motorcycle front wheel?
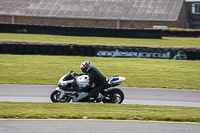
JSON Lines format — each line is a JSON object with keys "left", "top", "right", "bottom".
{"left": 103, "top": 88, "right": 124, "bottom": 104}
{"left": 50, "top": 90, "right": 71, "bottom": 103}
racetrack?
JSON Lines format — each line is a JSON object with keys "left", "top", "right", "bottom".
{"left": 0, "top": 84, "right": 200, "bottom": 107}
{"left": 0, "top": 119, "right": 200, "bottom": 133}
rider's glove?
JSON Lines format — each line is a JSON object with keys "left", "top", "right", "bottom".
{"left": 73, "top": 72, "right": 77, "bottom": 77}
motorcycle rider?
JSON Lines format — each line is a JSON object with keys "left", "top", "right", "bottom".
{"left": 74, "top": 61, "right": 107, "bottom": 102}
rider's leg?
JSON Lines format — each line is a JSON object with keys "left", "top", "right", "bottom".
{"left": 88, "top": 85, "right": 105, "bottom": 99}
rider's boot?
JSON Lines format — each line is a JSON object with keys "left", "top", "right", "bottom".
{"left": 96, "top": 93, "right": 104, "bottom": 103}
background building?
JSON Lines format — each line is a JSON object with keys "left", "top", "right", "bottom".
{"left": 0, "top": 0, "right": 199, "bottom": 29}
{"left": 185, "top": 0, "right": 200, "bottom": 28}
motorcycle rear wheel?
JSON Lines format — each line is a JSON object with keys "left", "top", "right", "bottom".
{"left": 103, "top": 88, "right": 124, "bottom": 104}
{"left": 50, "top": 90, "right": 71, "bottom": 103}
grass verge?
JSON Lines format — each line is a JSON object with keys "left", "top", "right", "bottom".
{"left": 0, "top": 33, "right": 200, "bottom": 48}
{"left": 0, "top": 54, "right": 200, "bottom": 90}
{"left": 0, "top": 102, "right": 200, "bottom": 123}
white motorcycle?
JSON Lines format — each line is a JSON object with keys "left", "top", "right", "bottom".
{"left": 50, "top": 71, "right": 126, "bottom": 104}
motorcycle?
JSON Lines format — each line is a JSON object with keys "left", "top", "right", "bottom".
{"left": 50, "top": 71, "right": 126, "bottom": 104}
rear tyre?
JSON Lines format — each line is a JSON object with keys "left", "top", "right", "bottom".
{"left": 50, "top": 90, "right": 71, "bottom": 103}
{"left": 103, "top": 88, "right": 124, "bottom": 104}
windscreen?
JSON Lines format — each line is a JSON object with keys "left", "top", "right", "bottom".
{"left": 62, "top": 73, "right": 74, "bottom": 81}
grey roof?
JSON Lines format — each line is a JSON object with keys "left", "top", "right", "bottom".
{"left": 185, "top": 0, "right": 200, "bottom": 2}
{"left": 0, "top": 0, "right": 184, "bottom": 21}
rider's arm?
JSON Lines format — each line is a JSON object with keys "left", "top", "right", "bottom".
{"left": 77, "top": 73, "right": 84, "bottom": 76}
{"left": 73, "top": 73, "right": 84, "bottom": 77}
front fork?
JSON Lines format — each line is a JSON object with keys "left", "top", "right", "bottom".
{"left": 55, "top": 87, "right": 66, "bottom": 100}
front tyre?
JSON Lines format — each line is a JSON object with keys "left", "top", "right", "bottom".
{"left": 50, "top": 90, "right": 71, "bottom": 103}
{"left": 103, "top": 88, "right": 124, "bottom": 104}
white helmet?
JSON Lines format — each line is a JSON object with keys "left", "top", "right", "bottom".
{"left": 80, "top": 61, "right": 92, "bottom": 73}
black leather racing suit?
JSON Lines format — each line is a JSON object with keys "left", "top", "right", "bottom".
{"left": 78, "top": 67, "right": 107, "bottom": 98}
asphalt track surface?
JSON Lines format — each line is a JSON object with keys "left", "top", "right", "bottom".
{"left": 0, "top": 119, "right": 200, "bottom": 133}
{"left": 0, "top": 84, "right": 200, "bottom": 107}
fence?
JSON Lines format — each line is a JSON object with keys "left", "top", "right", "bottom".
{"left": 162, "top": 30, "right": 200, "bottom": 37}
{"left": 0, "top": 23, "right": 162, "bottom": 39}
{"left": 0, "top": 43, "right": 199, "bottom": 60}
{"left": 1, "top": 23, "right": 200, "bottom": 38}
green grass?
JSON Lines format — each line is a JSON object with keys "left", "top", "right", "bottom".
{"left": 0, "top": 102, "right": 200, "bottom": 123}
{"left": 0, "top": 54, "right": 200, "bottom": 90}
{"left": 0, "top": 33, "right": 200, "bottom": 48}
